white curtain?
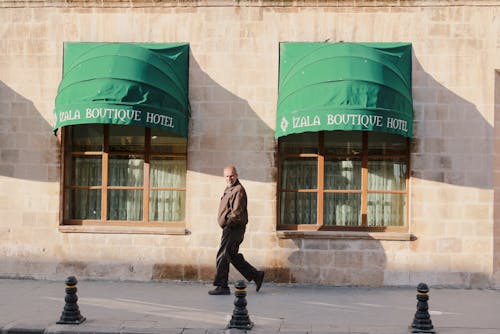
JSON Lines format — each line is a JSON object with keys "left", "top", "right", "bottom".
{"left": 280, "top": 158, "right": 406, "bottom": 227}
{"left": 70, "top": 157, "right": 186, "bottom": 222}
{"left": 71, "top": 157, "right": 101, "bottom": 219}
{"left": 280, "top": 159, "right": 317, "bottom": 225}
{"left": 108, "top": 158, "right": 144, "bottom": 220}
{"left": 367, "top": 160, "right": 406, "bottom": 226}
{"left": 149, "top": 159, "right": 186, "bottom": 221}
{"left": 324, "top": 159, "right": 361, "bottom": 226}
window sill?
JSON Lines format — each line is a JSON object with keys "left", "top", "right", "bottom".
{"left": 59, "top": 225, "right": 187, "bottom": 235}
{"left": 276, "top": 230, "right": 414, "bottom": 241}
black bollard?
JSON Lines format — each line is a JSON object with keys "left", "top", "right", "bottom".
{"left": 57, "top": 276, "right": 86, "bottom": 324}
{"left": 410, "top": 283, "right": 435, "bottom": 333}
{"left": 227, "top": 280, "right": 253, "bottom": 330}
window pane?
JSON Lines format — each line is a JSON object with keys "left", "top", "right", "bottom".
{"left": 324, "top": 193, "right": 361, "bottom": 226}
{"left": 149, "top": 190, "right": 185, "bottom": 221}
{"left": 368, "top": 193, "right": 406, "bottom": 226}
{"left": 368, "top": 132, "right": 408, "bottom": 155}
{"left": 279, "top": 132, "right": 318, "bottom": 154}
{"left": 151, "top": 129, "right": 187, "bottom": 154}
{"left": 65, "top": 189, "right": 101, "bottom": 220}
{"left": 108, "top": 156, "right": 144, "bottom": 187}
{"left": 281, "top": 158, "right": 317, "bottom": 189}
{"left": 368, "top": 159, "right": 407, "bottom": 191}
{"left": 151, "top": 158, "right": 186, "bottom": 188}
{"left": 108, "top": 190, "right": 143, "bottom": 220}
{"left": 65, "top": 156, "right": 102, "bottom": 187}
{"left": 66, "top": 124, "right": 103, "bottom": 152}
{"left": 65, "top": 156, "right": 102, "bottom": 186}
{"left": 280, "top": 192, "right": 317, "bottom": 225}
{"left": 325, "top": 158, "right": 361, "bottom": 190}
{"left": 324, "top": 131, "right": 362, "bottom": 155}
{"left": 109, "top": 125, "right": 145, "bottom": 152}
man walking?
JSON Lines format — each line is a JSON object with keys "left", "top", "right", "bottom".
{"left": 208, "top": 165, "right": 265, "bottom": 295}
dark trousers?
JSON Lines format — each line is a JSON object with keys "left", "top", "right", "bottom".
{"left": 213, "top": 225, "right": 258, "bottom": 288}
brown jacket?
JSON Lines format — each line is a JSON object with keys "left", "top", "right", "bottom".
{"left": 217, "top": 180, "right": 248, "bottom": 228}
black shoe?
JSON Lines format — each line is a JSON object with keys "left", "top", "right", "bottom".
{"left": 208, "top": 286, "right": 231, "bottom": 295}
{"left": 255, "top": 271, "right": 265, "bottom": 292}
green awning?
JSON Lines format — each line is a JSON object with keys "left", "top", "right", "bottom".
{"left": 53, "top": 42, "right": 190, "bottom": 137}
{"left": 276, "top": 42, "right": 413, "bottom": 138}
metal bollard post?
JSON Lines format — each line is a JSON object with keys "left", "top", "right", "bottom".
{"left": 410, "top": 283, "right": 435, "bottom": 333}
{"left": 57, "top": 276, "right": 86, "bottom": 324}
{"left": 227, "top": 280, "right": 253, "bottom": 330}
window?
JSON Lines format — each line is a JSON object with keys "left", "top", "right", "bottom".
{"left": 278, "top": 131, "right": 409, "bottom": 232}
{"left": 62, "top": 124, "right": 187, "bottom": 227}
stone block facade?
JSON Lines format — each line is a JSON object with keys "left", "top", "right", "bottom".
{"left": 0, "top": 0, "right": 499, "bottom": 288}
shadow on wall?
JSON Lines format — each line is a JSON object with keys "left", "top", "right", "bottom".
{"left": 272, "top": 238, "right": 388, "bottom": 286}
{"left": 0, "top": 51, "right": 495, "bottom": 286}
{"left": 411, "top": 57, "right": 492, "bottom": 190}
{"left": 0, "top": 56, "right": 278, "bottom": 185}
{"left": 493, "top": 71, "right": 500, "bottom": 287}
{"left": 187, "top": 54, "right": 493, "bottom": 188}
{"left": 0, "top": 80, "right": 59, "bottom": 182}
{"left": 0, "top": 53, "right": 492, "bottom": 187}
{"left": 187, "top": 55, "right": 277, "bottom": 183}
{"left": 278, "top": 56, "right": 494, "bottom": 287}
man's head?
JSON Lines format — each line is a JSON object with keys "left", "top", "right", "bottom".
{"left": 224, "top": 165, "right": 238, "bottom": 186}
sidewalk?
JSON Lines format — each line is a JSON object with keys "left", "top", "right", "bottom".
{"left": 0, "top": 278, "right": 499, "bottom": 334}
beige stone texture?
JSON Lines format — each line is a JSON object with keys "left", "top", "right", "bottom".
{"left": 0, "top": 0, "right": 499, "bottom": 287}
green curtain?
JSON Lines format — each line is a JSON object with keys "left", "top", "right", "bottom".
{"left": 276, "top": 42, "right": 413, "bottom": 139}
{"left": 54, "top": 43, "right": 190, "bottom": 137}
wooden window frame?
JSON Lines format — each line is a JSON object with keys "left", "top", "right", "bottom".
{"left": 277, "top": 131, "right": 410, "bottom": 233}
{"left": 60, "top": 124, "right": 187, "bottom": 232}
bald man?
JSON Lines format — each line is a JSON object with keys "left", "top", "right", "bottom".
{"left": 208, "top": 165, "right": 265, "bottom": 295}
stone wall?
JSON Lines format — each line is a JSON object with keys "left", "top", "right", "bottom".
{"left": 0, "top": 0, "right": 498, "bottom": 288}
